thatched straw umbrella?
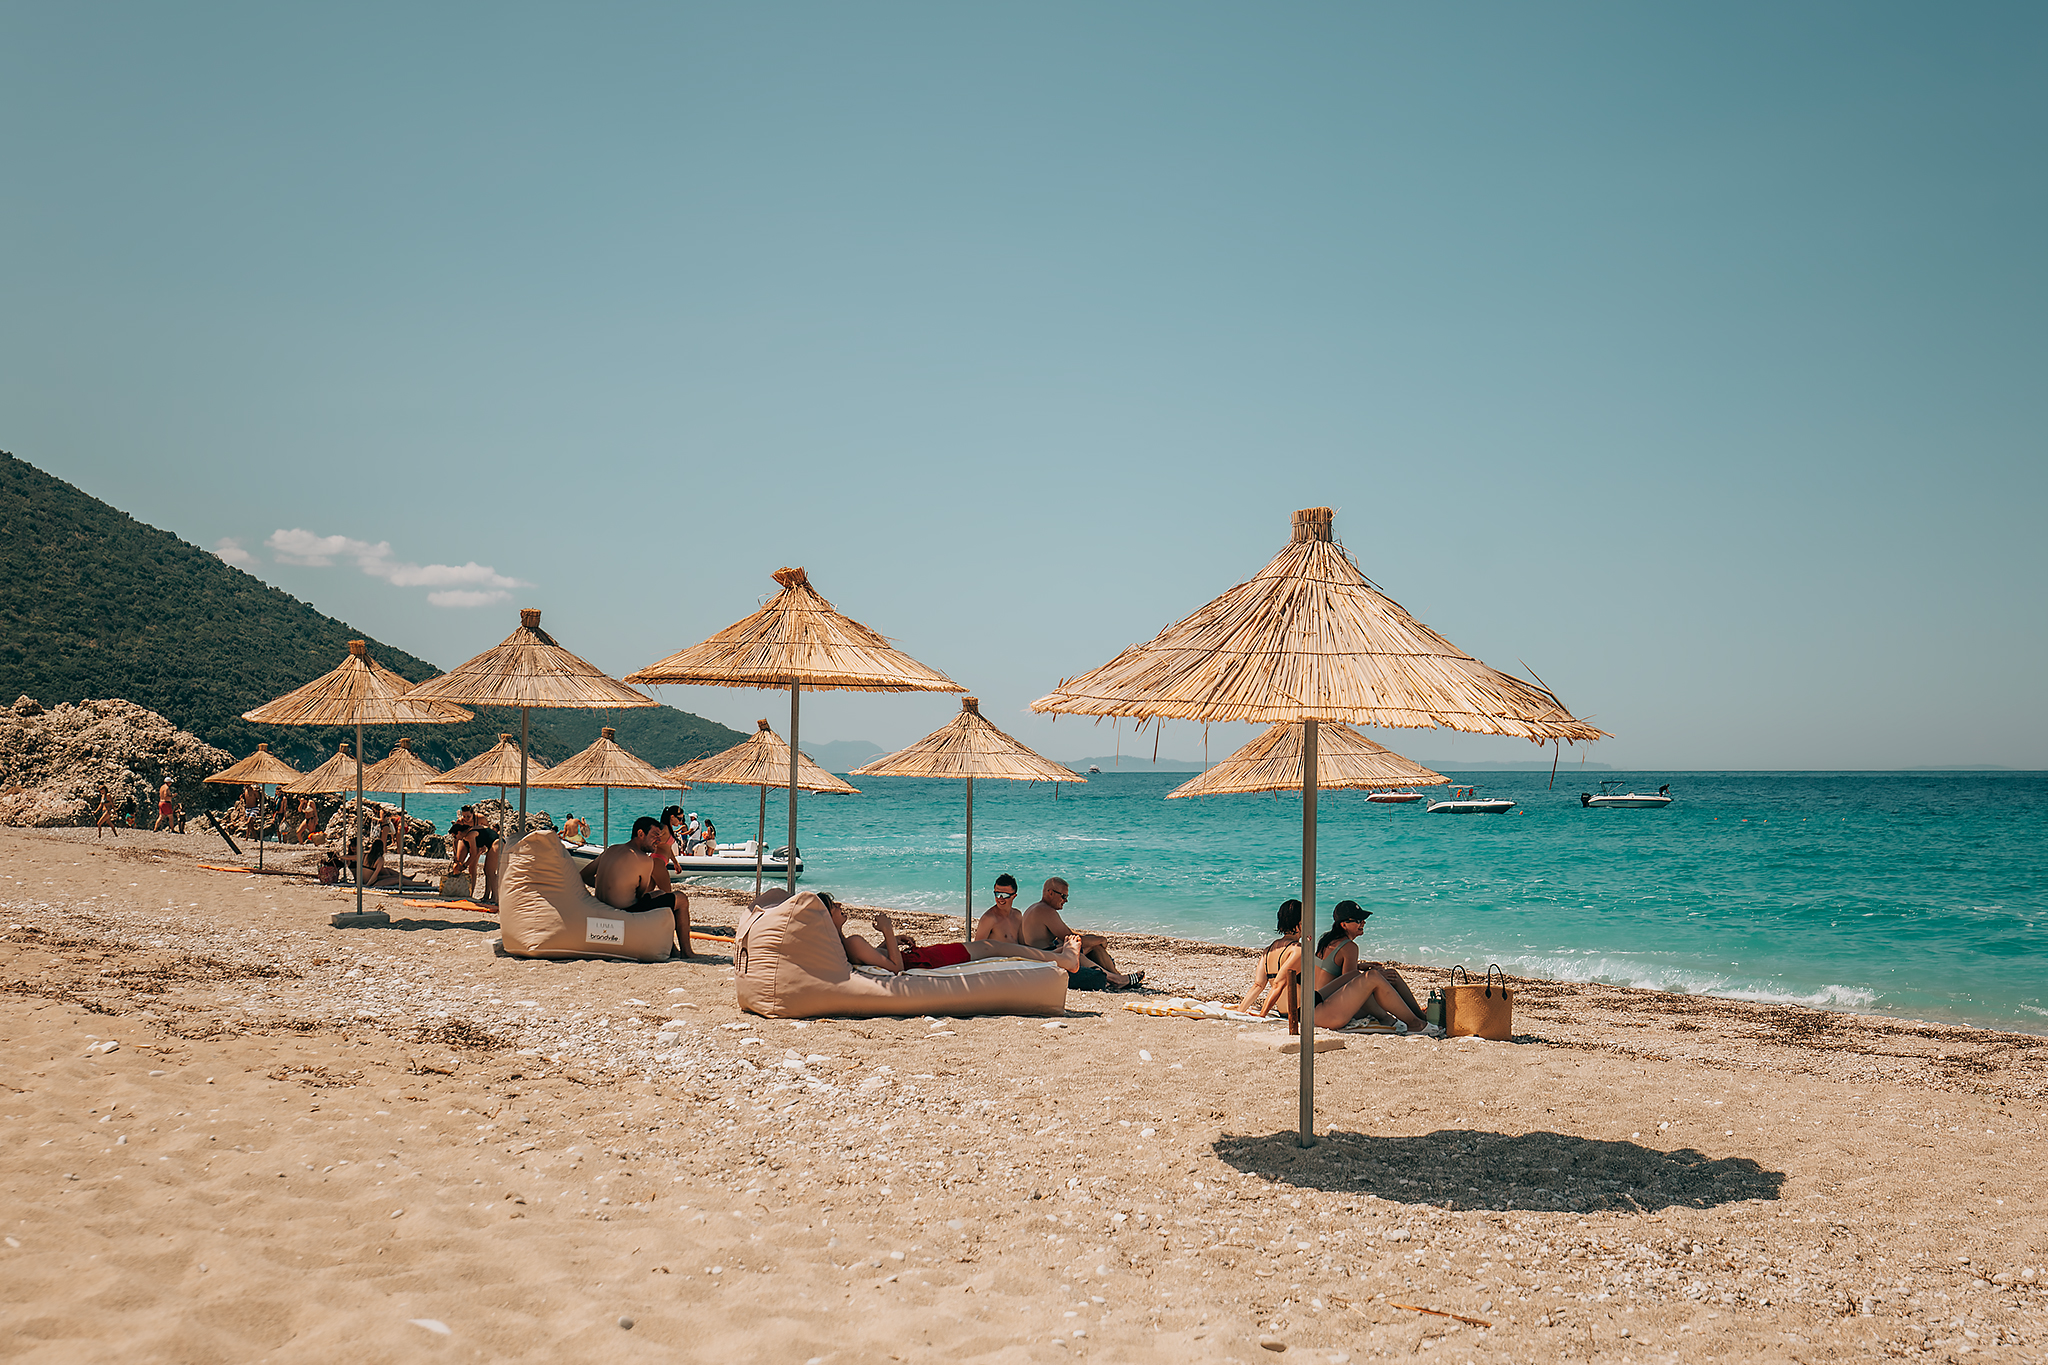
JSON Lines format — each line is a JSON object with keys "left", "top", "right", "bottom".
{"left": 282, "top": 742, "right": 356, "bottom": 808}
{"left": 1032, "top": 507, "right": 1605, "bottom": 1147}
{"left": 360, "top": 738, "right": 468, "bottom": 882}
{"left": 203, "top": 743, "right": 303, "bottom": 872}
{"left": 530, "top": 727, "right": 674, "bottom": 847}
{"left": 403, "top": 608, "right": 654, "bottom": 845}
{"left": 244, "top": 641, "right": 473, "bottom": 916}
{"left": 852, "top": 698, "right": 1081, "bottom": 940}
{"left": 672, "top": 719, "right": 858, "bottom": 898}
{"left": 441, "top": 733, "right": 553, "bottom": 849}
{"left": 1166, "top": 721, "right": 1445, "bottom": 799}
{"left": 625, "top": 566, "right": 964, "bottom": 891}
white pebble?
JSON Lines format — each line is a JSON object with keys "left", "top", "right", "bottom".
{"left": 409, "top": 1320, "right": 450, "bottom": 1335}
{"left": 1139, "top": 1050, "right": 1152, "bottom": 1062}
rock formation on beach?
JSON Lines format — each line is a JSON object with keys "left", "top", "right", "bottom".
{"left": 0, "top": 696, "right": 231, "bottom": 827}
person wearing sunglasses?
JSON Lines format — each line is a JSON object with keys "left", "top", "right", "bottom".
{"left": 1021, "top": 877, "right": 1143, "bottom": 990}
{"left": 973, "top": 873, "right": 1027, "bottom": 945}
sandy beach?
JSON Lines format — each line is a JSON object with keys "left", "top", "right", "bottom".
{"left": 3, "top": 825, "right": 2045, "bottom": 1363}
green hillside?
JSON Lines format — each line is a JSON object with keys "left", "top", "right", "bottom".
{"left": 0, "top": 451, "right": 744, "bottom": 771}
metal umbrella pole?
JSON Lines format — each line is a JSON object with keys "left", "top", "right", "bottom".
{"left": 786, "top": 679, "right": 801, "bottom": 891}
{"left": 354, "top": 718, "right": 365, "bottom": 915}
{"left": 1298, "top": 719, "right": 1318, "bottom": 1148}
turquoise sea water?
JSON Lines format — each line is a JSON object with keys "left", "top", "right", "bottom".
{"left": 394, "top": 771, "right": 2047, "bottom": 1033}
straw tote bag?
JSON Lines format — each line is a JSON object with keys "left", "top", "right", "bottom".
{"left": 1444, "top": 965, "right": 1514, "bottom": 1040}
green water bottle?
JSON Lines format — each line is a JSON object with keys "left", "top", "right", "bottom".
{"left": 1425, "top": 989, "right": 1444, "bottom": 1028}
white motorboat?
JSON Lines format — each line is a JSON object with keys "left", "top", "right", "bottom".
{"left": 1580, "top": 780, "right": 1672, "bottom": 809}
{"left": 561, "top": 838, "right": 802, "bottom": 878}
{"left": 1427, "top": 785, "right": 1517, "bottom": 815}
{"left": 1367, "top": 790, "right": 1426, "bottom": 804}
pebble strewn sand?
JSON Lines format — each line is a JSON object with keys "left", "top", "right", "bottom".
{"left": 3, "top": 826, "right": 2046, "bottom": 1363}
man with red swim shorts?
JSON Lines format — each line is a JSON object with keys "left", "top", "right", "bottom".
{"left": 820, "top": 894, "right": 1082, "bottom": 975}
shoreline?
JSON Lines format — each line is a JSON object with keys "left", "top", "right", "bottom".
{"left": 6, "top": 824, "right": 2046, "bottom": 1362}
{"left": 27, "top": 822, "right": 2048, "bottom": 1043}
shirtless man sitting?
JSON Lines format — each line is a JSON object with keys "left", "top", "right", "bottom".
{"left": 561, "top": 812, "right": 590, "bottom": 845}
{"left": 1019, "top": 877, "right": 1141, "bottom": 990}
{"left": 579, "top": 816, "right": 694, "bottom": 958}
{"left": 820, "top": 892, "right": 1082, "bottom": 974}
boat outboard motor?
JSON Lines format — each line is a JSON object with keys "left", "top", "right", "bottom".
{"left": 1579, "top": 792, "right": 1593, "bottom": 807}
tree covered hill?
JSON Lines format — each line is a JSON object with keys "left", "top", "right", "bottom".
{"left": 0, "top": 451, "right": 743, "bottom": 771}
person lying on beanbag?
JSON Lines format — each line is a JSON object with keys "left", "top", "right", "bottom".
{"left": 818, "top": 892, "right": 1082, "bottom": 974}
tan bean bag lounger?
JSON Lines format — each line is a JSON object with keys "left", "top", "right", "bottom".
{"left": 736, "top": 889, "right": 1068, "bottom": 1019}
{"left": 499, "top": 830, "right": 678, "bottom": 963}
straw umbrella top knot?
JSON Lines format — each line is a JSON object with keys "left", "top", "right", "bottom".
{"left": 1292, "top": 507, "right": 1334, "bottom": 543}
{"left": 772, "top": 566, "right": 809, "bottom": 590}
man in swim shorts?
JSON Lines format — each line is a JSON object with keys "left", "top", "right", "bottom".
{"left": 580, "top": 816, "right": 694, "bottom": 958}
{"left": 1020, "top": 878, "right": 1141, "bottom": 990}
{"left": 819, "top": 893, "right": 1081, "bottom": 974}
{"left": 155, "top": 780, "right": 175, "bottom": 832}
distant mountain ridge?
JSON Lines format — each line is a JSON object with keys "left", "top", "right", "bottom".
{"left": 0, "top": 451, "right": 744, "bottom": 770}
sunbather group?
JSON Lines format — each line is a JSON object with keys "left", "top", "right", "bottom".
{"left": 811, "top": 873, "right": 1142, "bottom": 989}
{"left": 1237, "top": 897, "right": 1443, "bottom": 1036}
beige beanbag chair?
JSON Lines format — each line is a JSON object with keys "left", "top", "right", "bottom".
{"left": 499, "top": 831, "right": 677, "bottom": 963}
{"left": 736, "top": 889, "right": 1067, "bottom": 1019}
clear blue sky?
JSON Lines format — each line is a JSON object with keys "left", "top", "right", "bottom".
{"left": 5, "top": 3, "right": 2043, "bottom": 768}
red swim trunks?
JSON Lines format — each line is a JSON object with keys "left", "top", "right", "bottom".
{"left": 900, "top": 942, "right": 971, "bottom": 970}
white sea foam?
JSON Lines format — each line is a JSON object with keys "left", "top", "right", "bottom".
{"left": 1443, "top": 952, "right": 1879, "bottom": 1013}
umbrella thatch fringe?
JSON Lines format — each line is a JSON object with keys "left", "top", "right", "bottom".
{"left": 440, "top": 733, "right": 551, "bottom": 787}
{"left": 670, "top": 719, "right": 858, "bottom": 794}
{"left": 242, "top": 641, "right": 474, "bottom": 728}
{"left": 361, "top": 738, "right": 468, "bottom": 795}
{"left": 851, "top": 698, "right": 1081, "bottom": 783}
{"left": 529, "top": 727, "right": 676, "bottom": 790}
{"left": 204, "top": 743, "right": 303, "bottom": 787}
{"left": 626, "top": 567, "right": 965, "bottom": 694}
{"left": 1166, "top": 721, "right": 1445, "bottom": 798}
{"left": 406, "top": 610, "right": 655, "bottom": 710}
{"left": 1031, "top": 508, "right": 1606, "bottom": 741}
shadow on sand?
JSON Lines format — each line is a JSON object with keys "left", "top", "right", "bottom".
{"left": 1213, "top": 1128, "right": 1785, "bottom": 1213}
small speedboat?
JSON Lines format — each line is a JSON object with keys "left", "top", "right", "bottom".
{"left": 1368, "top": 790, "right": 1427, "bottom": 804}
{"left": 1427, "top": 786, "right": 1517, "bottom": 814}
{"left": 1580, "top": 781, "right": 1672, "bottom": 809}
{"left": 561, "top": 838, "right": 802, "bottom": 877}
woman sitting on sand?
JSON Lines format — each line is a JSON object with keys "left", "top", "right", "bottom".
{"left": 361, "top": 838, "right": 403, "bottom": 888}
{"left": 297, "top": 798, "right": 322, "bottom": 847}
{"left": 1236, "top": 898, "right": 1302, "bottom": 1015}
{"left": 1311, "top": 900, "right": 1429, "bottom": 1027}
{"left": 1252, "top": 904, "right": 1434, "bottom": 1034}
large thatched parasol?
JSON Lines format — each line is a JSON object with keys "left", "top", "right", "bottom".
{"left": 1166, "top": 721, "right": 1445, "bottom": 799}
{"left": 672, "top": 719, "right": 858, "bottom": 898}
{"left": 244, "top": 641, "right": 473, "bottom": 915}
{"left": 1032, "top": 507, "right": 1604, "bottom": 1146}
{"left": 531, "top": 726, "right": 674, "bottom": 847}
{"left": 625, "top": 566, "right": 963, "bottom": 891}
{"left": 360, "top": 738, "right": 468, "bottom": 881}
{"left": 852, "top": 698, "right": 1081, "bottom": 939}
{"left": 204, "top": 743, "right": 303, "bottom": 872}
{"left": 404, "top": 609, "right": 654, "bottom": 844}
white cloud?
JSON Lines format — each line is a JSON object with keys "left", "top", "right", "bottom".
{"left": 213, "top": 537, "right": 258, "bottom": 568}
{"left": 427, "top": 588, "right": 513, "bottom": 609}
{"left": 263, "top": 527, "right": 530, "bottom": 608}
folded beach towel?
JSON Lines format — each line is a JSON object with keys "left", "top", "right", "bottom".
{"left": 1121, "top": 996, "right": 1272, "bottom": 1023}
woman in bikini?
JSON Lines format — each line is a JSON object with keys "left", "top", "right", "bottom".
{"left": 1237, "top": 898, "right": 1302, "bottom": 1015}
{"left": 1297, "top": 905, "right": 1433, "bottom": 1033}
